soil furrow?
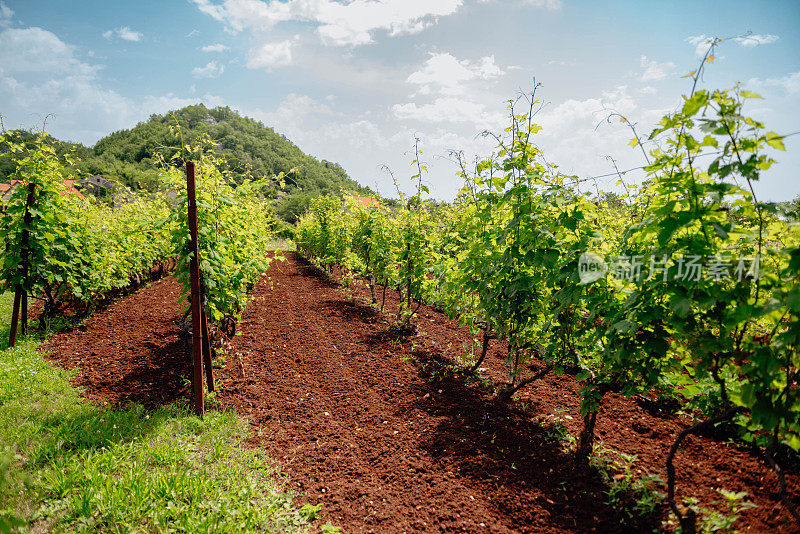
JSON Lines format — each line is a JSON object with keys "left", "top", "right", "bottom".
{"left": 216, "top": 255, "right": 647, "bottom": 533}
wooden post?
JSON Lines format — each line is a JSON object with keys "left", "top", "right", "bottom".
{"left": 201, "top": 305, "right": 215, "bottom": 392}
{"left": 9, "top": 183, "right": 36, "bottom": 348}
{"left": 20, "top": 292, "right": 27, "bottom": 337}
{"left": 8, "top": 288, "right": 21, "bottom": 348}
{"left": 186, "top": 162, "right": 205, "bottom": 418}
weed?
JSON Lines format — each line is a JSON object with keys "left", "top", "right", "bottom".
{"left": 457, "top": 337, "right": 480, "bottom": 369}
{"left": 340, "top": 270, "right": 357, "bottom": 288}
{"left": 542, "top": 408, "right": 575, "bottom": 453}
{"left": 212, "top": 340, "right": 230, "bottom": 369}
{"left": 590, "top": 444, "right": 665, "bottom": 523}
{"left": 664, "top": 489, "right": 757, "bottom": 533}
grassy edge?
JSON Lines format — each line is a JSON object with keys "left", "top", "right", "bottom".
{"left": 0, "top": 291, "right": 337, "bottom": 533}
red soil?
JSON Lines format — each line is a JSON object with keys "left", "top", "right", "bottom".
{"left": 43, "top": 276, "right": 190, "bottom": 407}
{"left": 42, "top": 252, "right": 799, "bottom": 533}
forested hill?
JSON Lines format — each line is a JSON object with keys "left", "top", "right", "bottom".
{"left": 95, "top": 105, "right": 368, "bottom": 195}
{"left": 1, "top": 104, "right": 370, "bottom": 222}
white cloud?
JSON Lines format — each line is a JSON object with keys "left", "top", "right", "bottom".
{"left": 747, "top": 71, "right": 800, "bottom": 95}
{"left": 538, "top": 96, "right": 609, "bottom": 128}
{"left": 192, "top": 0, "right": 247, "bottom": 26}
{"left": 117, "top": 26, "right": 142, "bottom": 41}
{"left": 734, "top": 33, "right": 779, "bottom": 47}
{"left": 407, "top": 52, "right": 505, "bottom": 96}
{"left": 639, "top": 55, "right": 674, "bottom": 81}
{"left": 252, "top": 93, "right": 336, "bottom": 128}
{"left": 141, "top": 92, "right": 225, "bottom": 112}
{"left": 0, "top": 72, "right": 131, "bottom": 135}
{"left": 246, "top": 94, "right": 401, "bottom": 188}
{"left": 530, "top": 86, "right": 671, "bottom": 191}
{"left": 525, "top": 0, "right": 562, "bottom": 9}
{"left": 687, "top": 34, "right": 716, "bottom": 56}
{"left": 191, "top": 0, "right": 463, "bottom": 46}
{"left": 392, "top": 97, "right": 505, "bottom": 129}
{"left": 249, "top": 94, "right": 455, "bottom": 197}
{"left": 202, "top": 43, "right": 229, "bottom": 52}
{"left": 475, "top": 55, "right": 504, "bottom": 78}
{"left": 0, "top": 1, "right": 14, "bottom": 27}
{"left": 688, "top": 33, "right": 780, "bottom": 57}
{"left": 0, "top": 27, "right": 97, "bottom": 75}
{"left": 0, "top": 25, "right": 221, "bottom": 143}
{"left": 317, "top": 1, "right": 464, "bottom": 46}
{"left": 392, "top": 52, "right": 509, "bottom": 132}
{"left": 192, "top": 60, "right": 225, "bottom": 78}
{"left": 249, "top": 81, "right": 672, "bottom": 201}
{"left": 247, "top": 39, "right": 294, "bottom": 69}
{"left": 103, "top": 26, "right": 143, "bottom": 42}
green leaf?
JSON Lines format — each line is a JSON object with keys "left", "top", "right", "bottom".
{"left": 669, "top": 298, "right": 692, "bottom": 318}
{"left": 765, "top": 132, "right": 785, "bottom": 151}
{"left": 613, "top": 319, "right": 636, "bottom": 334}
{"left": 711, "top": 222, "right": 728, "bottom": 240}
{"left": 682, "top": 91, "right": 708, "bottom": 117}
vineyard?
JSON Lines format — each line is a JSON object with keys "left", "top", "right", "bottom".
{"left": 294, "top": 54, "right": 800, "bottom": 529}
{"left": 1, "top": 40, "right": 799, "bottom": 533}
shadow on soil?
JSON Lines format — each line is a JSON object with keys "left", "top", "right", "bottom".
{"left": 290, "top": 255, "right": 340, "bottom": 290}
{"left": 318, "top": 299, "right": 381, "bottom": 324}
{"left": 294, "top": 258, "right": 661, "bottom": 531}
{"left": 408, "top": 348, "right": 662, "bottom": 532}
{"left": 38, "top": 279, "right": 191, "bottom": 411}
{"left": 112, "top": 337, "right": 190, "bottom": 409}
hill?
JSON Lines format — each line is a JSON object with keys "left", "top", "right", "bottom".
{"left": 1, "top": 104, "right": 371, "bottom": 222}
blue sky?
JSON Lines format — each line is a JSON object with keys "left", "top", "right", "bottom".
{"left": 1, "top": 0, "right": 798, "bottom": 201}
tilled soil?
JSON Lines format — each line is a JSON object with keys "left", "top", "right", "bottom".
{"left": 43, "top": 276, "right": 189, "bottom": 408}
{"left": 42, "top": 253, "right": 799, "bottom": 533}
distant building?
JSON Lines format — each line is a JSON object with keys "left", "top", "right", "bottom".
{"left": 0, "top": 179, "right": 21, "bottom": 201}
{"left": 111, "top": 188, "right": 136, "bottom": 207}
{"left": 75, "top": 175, "right": 138, "bottom": 207}
{"left": 62, "top": 180, "right": 86, "bottom": 200}
{"left": 75, "top": 175, "right": 114, "bottom": 196}
{"left": 349, "top": 196, "right": 380, "bottom": 209}
{"left": 0, "top": 179, "right": 84, "bottom": 202}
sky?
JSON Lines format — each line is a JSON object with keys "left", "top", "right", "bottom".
{"left": 0, "top": 0, "right": 798, "bottom": 201}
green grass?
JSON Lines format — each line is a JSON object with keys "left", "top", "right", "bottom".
{"left": 0, "top": 292, "right": 329, "bottom": 533}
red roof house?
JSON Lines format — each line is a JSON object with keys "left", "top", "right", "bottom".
{"left": 350, "top": 196, "right": 380, "bottom": 209}
{"left": 0, "top": 179, "right": 85, "bottom": 201}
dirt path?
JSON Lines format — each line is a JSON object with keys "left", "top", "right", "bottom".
{"left": 215, "top": 254, "right": 630, "bottom": 533}
{"left": 42, "top": 253, "right": 799, "bottom": 533}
